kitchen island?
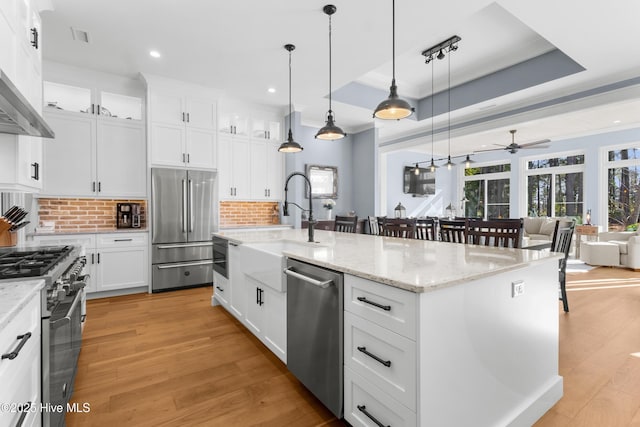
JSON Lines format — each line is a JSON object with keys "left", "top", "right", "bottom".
{"left": 212, "top": 228, "right": 563, "bottom": 427}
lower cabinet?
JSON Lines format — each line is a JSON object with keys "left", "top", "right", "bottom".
{"left": 32, "top": 232, "right": 149, "bottom": 296}
{"left": 212, "top": 271, "right": 230, "bottom": 309}
{"left": 0, "top": 291, "right": 41, "bottom": 427}
{"left": 244, "top": 275, "right": 286, "bottom": 362}
{"left": 228, "top": 243, "right": 247, "bottom": 319}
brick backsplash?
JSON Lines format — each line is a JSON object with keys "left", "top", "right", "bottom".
{"left": 219, "top": 201, "right": 280, "bottom": 227}
{"left": 38, "top": 198, "right": 147, "bottom": 232}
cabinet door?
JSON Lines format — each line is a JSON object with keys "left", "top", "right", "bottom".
{"left": 263, "top": 286, "right": 286, "bottom": 362}
{"left": 185, "top": 128, "right": 215, "bottom": 170}
{"left": 150, "top": 122, "right": 185, "bottom": 168}
{"left": 217, "top": 135, "right": 233, "bottom": 199}
{"left": 266, "top": 141, "right": 283, "bottom": 200}
{"left": 0, "top": 5, "right": 16, "bottom": 82}
{"left": 43, "top": 112, "right": 96, "bottom": 196}
{"left": 150, "top": 93, "right": 183, "bottom": 125}
{"left": 244, "top": 276, "right": 265, "bottom": 336}
{"left": 16, "top": 135, "right": 42, "bottom": 190}
{"left": 231, "top": 137, "right": 250, "bottom": 199}
{"left": 185, "top": 97, "right": 216, "bottom": 130}
{"left": 96, "top": 120, "right": 146, "bottom": 197}
{"left": 228, "top": 244, "right": 246, "bottom": 320}
{"left": 249, "top": 140, "right": 268, "bottom": 200}
{"left": 97, "top": 246, "right": 147, "bottom": 292}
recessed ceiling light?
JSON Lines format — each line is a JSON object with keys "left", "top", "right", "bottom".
{"left": 268, "top": 87, "right": 276, "bottom": 93}
{"left": 613, "top": 120, "right": 622, "bottom": 124}
{"left": 481, "top": 144, "right": 487, "bottom": 148}
{"left": 149, "top": 50, "right": 161, "bottom": 58}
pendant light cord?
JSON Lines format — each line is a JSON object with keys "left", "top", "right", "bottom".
{"left": 431, "top": 59, "right": 434, "bottom": 161}
{"left": 288, "top": 49, "right": 292, "bottom": 133}
{"left": 447, "top": 46, "right": 451, "bottom": 159}
{"left": 392, "top": 0, "right": 396, "bottom": 84}
{"left": 328, "top": 12, "right": 333, "bottom": 114}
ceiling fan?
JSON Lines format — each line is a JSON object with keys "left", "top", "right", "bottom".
{"left": 477, "top": 129, "right": 550, "bottom": 154}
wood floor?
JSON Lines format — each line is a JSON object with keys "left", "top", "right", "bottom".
{"left": 67, "top": 266, "right": 640, "bottom": 426}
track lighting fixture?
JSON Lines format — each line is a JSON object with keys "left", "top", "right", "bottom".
{"left": 421, "top": 35, "right": 461, "bottom": 64}
{"left": 437, "top": 49, "right": 445, "bottom": 60}
{"left": 278, "top": 44, "right": 303, "bottom": 153}
{"left": 373, "top": 0, "right": 414, "bottom": 120}
{"left": 316, "top": 4, "right": 346, "bottom": 140}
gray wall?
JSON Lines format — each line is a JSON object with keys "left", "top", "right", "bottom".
{"left": 352, "top": 128, "right": 378, "bottom": 218}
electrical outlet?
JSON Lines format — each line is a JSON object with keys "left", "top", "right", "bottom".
{"left": 512, "top": 280, "right": 525, "bottom": 298}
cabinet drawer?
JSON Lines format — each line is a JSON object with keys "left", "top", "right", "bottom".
{"left": 345, "top": 312, "right": 416, "bottom": 410}
{"left": 213, "top": 271, "right": 230, "bottom": 307}
{"left": 344, "top": 367, "right": 416, "bottom": 427}
{"left": 0, "top": 293, "right": 39, "bottom": 377}
{"left": 345, "top": 275, "right": 417, "bottom": 340}
{"left": 97, "top": 232, "right": 148, "bottom": 248}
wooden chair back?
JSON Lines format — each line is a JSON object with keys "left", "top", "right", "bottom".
{"left": 439, "top": 219, "right": 466, "bottom": 243}
{"left": 367, "top": 215, "right": 381, "bottom": 235}
{"left": 551, "top": 219, "right": 576, "bottom": 312}
{"left": 381, "top": 218, "right": 417, "bottom": 239}
{"left": 333, "top": 215, "right": 358, "bottom": 233}
{"left": 416, "top": 218, "right": 437, "bottom": 241}
{"left": 464, "top": 218, "right": 523, "bottom": 248}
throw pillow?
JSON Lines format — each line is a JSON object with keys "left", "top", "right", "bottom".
{"left": 539, "top": 219, "right": 557, "bottom": 237}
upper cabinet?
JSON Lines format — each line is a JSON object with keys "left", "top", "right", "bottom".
{"left": 40, "top": 80, "right": 146, "bottom": 198}
{"left": 0, "top": 0, "right": 44, "bottom": 192}
{"left": 144, "top": 75, "right": 218, "bottom": 171}
{"left": 218, "top": 99, "right": 284, "bottom": 201}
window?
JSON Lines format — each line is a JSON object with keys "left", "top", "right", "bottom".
{"left": 463, "top": 162, "right": 511, "bottom": 219}
{"left": 606, "top": 146, "right": 640, "bottom": 231}
{"left": 525, "top": 153, "right": 584, "bottom": 219}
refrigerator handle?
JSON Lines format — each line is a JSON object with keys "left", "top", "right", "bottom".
{"left": 188, "top": 179, "right": 194, "bottom": 232}
{"left": 182, "top": 179, "right": 188, "bottom": 233}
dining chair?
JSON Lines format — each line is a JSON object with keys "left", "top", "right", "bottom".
{"left": 381, "top": 218, "right": 417, "bottom": 239}
{"left": 464, "top": 218, "right": 524, "bottom": 248}
{"left": 551, "top": 219, "right": 576, "bottom": 312}
{"left": 333, "top": 215, "right": 358, "bottom": 233}
{"left": 415, "top": 218, "right": 437, "bottom": 241}
{"left": 367, "top": 215, "right": 380, "bottom": 235}
{"left": 439, "top": 219, "right": 466, "bottom": 243}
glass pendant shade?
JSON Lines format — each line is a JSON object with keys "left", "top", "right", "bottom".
{"left": 374, "top": 81, "right": 414, "bottom": 120}
{"left": 413, "top": 163, "right": 420, "bottom": 175}
{"left": 445, "top": 156, "right": 455, "bottom": 170}
{"left": 464, "top": 154, "right": 474, "bottom": 168}
{"left": 315, "top": 111, "right": 345, "bottom": 140}
{"left": 430, "top": 158, "right": 439, "bottom": 173}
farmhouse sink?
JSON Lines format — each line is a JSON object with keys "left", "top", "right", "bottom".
{"left": 246, "top": 239, "right": 327, "bottom": 256}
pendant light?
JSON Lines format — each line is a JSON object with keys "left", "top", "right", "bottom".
{"left": 429, "top": 59, "right": 439, "bottom": 173}
{"left": 278, "top": 44, "right": 303, "bottom": 153}
{"left": 373, "top": 0, "right": 414, "bottom": 120}
{"left": 464, "top": 154, "right": 475, "bottom": 168}
{"left": 315, "top": 5, "right": 346, "bottom": 140}
{"left": 444, "top": 47, "right": 455, "bottom": 170}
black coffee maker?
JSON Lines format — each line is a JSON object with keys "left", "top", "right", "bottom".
{"left": 117, "top": 203, "right": 141, "bottom": 228}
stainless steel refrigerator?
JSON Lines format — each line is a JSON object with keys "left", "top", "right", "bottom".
{"left": 151, "top": 168, "right": 215, "bottom": 292}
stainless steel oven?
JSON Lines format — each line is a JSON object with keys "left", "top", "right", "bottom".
{"left": 212, "top": 236, "right": 228, "bottom": 278}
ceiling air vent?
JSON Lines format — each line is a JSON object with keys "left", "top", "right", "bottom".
{"left": 70, "top": 27, "right": 89, "bottom": 43}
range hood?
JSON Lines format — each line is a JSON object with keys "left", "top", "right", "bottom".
{"left": 0, "top": 69, "right": 54, "bottom": 138}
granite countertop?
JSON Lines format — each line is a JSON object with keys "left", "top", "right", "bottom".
{"left": 218, "top": 224, "right": 293, "bottom": 231}
{"left": 0, "top": 280, "right": 45, "bottom": 331}
{"left": 28, "top": 228, "right": 148, "bottom": 236}
{"left": 213, "top": 229, "right": 562, "bottom": 293}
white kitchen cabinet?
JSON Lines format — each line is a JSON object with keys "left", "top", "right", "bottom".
{"left": 42, "top": 110, "right": 146, "bottom": 197}
{"left": 250, "top": 110, "right": 281, "bottom": 141}
{"left": 0, "top": 290, "right": 41, "bottom": 427}
{"left": 249, "top": 139, "right": 283, "bottom": 200}
{"left": 149, "top": 92, "right": 216, "bottom": 169}
{"left": 228, "top": 243, "right": 247, "bottom": 320}
{"left": 0, "top": 134, "right": 42, "bottom": 192}
{"left": 218, "top": 100, "right": 249, "bottom": 136}
{"left": 212, "top": 271, "right": 230, "bottom": 309}
{"left": 218, "top": 134, "right": 250, "bottom": 199}
{"left": 31, "top": 232, "right": 148, "bottom": 296}
{"left": 244, "top": 275, "right": 286, "bottom": 362}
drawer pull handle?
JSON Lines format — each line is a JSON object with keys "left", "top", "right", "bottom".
{"left": 357, "top": 405, "right": 389, "bottom": 427}
{"left": 216, "top": 285, "right": 224, "bottom": 292}
{"left": 357, "top": 346, "right": 391, "bottom": 367}
{"left": 357, "top": 296, "right": 391, "bottom": 311}
{"left": 2, "top": 332, "right": 32, "bottom": 360}
{"left": 114, "top": 238, "right": 133, "bottom": 242}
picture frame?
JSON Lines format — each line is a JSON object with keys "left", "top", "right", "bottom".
{"left": 306, "top": 165, "right": 338, "bottom": 199}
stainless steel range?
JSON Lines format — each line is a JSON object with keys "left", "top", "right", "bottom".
{"left": 0, "top": 245, "right": 89, "bottom": 427}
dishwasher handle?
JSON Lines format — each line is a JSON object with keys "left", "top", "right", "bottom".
{"left": 283, "top": 267, "right": 333, "bottom": 289}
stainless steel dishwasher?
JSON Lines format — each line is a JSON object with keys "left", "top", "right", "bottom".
{"left": 285, "top": 258, "right": 344, "bottom": 418}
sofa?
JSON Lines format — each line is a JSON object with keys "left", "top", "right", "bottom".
{"left": 522, "top": 217, "right": 569, "bottom": 240}
{"left": 581, "top": 231, "right": 640, "bottom": 269}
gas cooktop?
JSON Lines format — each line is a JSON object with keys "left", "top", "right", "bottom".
{"left": 0, "top": 246, "right": 74, "bottom": 279}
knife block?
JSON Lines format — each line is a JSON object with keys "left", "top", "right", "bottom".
{"left": 0, "top": 219, "right": 17, "bottom": 247}
{"left": 0, "top": 230, "right": 17, "bottom": 247}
